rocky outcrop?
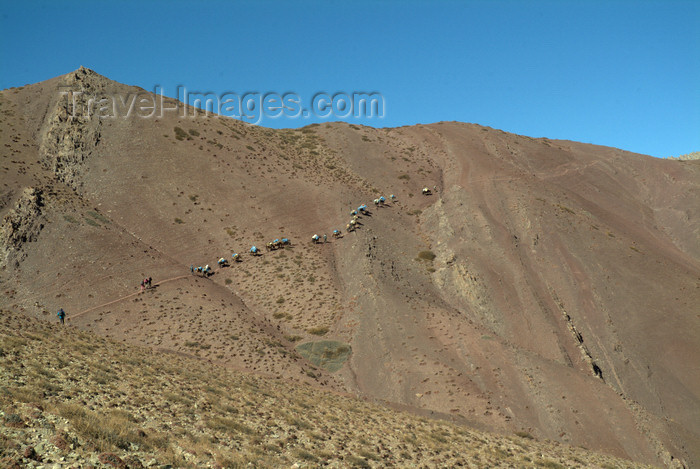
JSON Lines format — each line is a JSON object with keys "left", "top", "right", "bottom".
{"left": 39, "top": 66, "right": 103, "bottom": 191}
{"left": 0, "top": 187, "right": 44, "bottom": 269}
{"left": 667, "top": 151, "right": 700, "bottom": 161}
{"left": 560, "top": 310, "right": 604, "bottom": 380}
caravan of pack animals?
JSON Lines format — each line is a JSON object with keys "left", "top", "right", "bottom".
{"left": 191, "top": 192, "right": 423, "bottom": 277}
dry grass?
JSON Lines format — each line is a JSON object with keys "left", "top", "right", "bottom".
{"left": 0, "top": 312, "right": 654, "bottom": 468}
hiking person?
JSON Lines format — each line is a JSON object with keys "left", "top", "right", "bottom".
{"left": 323, "top": 234, "right": 327, "bottom": 244}
{"left": 147, "top": 277, "right": 152, "bottom": 288}
{"left": 190, "top": 265, "right": 194, "bottom": 274}
{"left": 140, "top": 280, "right": 145, "bottom": 292}
{"left": 57, "top": 308, "right": 66, "bottom": 324}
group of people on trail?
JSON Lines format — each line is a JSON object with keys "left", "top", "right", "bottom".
{"left": 140, "top": 277, "right": 153, "bottom": 291}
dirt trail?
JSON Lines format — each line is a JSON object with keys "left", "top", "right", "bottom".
{"left": 68, "top": 275, "right": 190, "bottom": 321}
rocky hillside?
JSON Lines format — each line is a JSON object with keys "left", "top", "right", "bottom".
{"left": 1, "top": 68, "right": 698, "bottom": 467}
{"left": 667, "top": 151, "right": 700, "bottom": 161}
{"left": 1, "top": 312, "right": 656, "bottom": 468}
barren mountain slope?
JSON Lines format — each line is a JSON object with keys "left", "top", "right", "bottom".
{"left": 1, "top": 68, "right": 698, "bottom": 467}
{"left": 2, "top": 312, "right": 659, "bottom": 468}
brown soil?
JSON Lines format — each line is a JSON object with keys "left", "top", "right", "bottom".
{"left": 1, "top": 67, "right": 698, "bottom": 468}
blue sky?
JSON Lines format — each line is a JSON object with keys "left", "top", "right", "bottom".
{"left": 1, "top": 0, "right": 698, "bottom": 158}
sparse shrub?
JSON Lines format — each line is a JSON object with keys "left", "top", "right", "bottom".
{"left": 557, "top": 204, "right": 575, "bottom": 214}
{"left": 173, "top": 126, "right": 189, "bottom": 140}
{"left": 515, "top": 430, "right": 534, "bottom": 439}
{"left": 276, "top": 297, "right": 285, "bottom": 304}
{"left": 4, "top": 413, "right": 24, "bottom": 428}
{"left": 98, "top": 452, "right": 126, "bottom": 468}
{"left": 92, "top": 369, "right": 115, "bottom": 385}
{"left": 358, "top": 449, "right": 380, "bottom": 461}
{"left": 286, "top": 415, "right": 312, "bottom": 429}
{"left": 295, "top": 449, "right": 318, "bottom": 461}
{"left": 56, "top": 403, "right": 146, "bottom": 451}
{"left": 322, "top": 345, "right": 350, "bottom": 360}
{"left": 174, "top": 218, "right": 184, "bottom": 224}
{"left": 418, "top": 250, "right": 436, "bottom": 261}
{"left": 307, "top": 326, "right": 329, "bottom": 336}
{"left": 86, "top": 211, "right": 110, "bottom": 224}
{"left": 347, "top": 455, "right": 371, "bottom": 468}
{"left": 188, "top": 129, "right": 199, "bottom": 137}
{"left": 537, "top": 460, "right": 565, "bottom": 469}
{"left": 51, "top": 433, "right": 70, "bottom": 451}
{"left": 225, "top": 278, "right": 233, "bottom": 285}
{"left": 206, "top": 416, "right": 255, "bottom": 435}
{"left": 398, "top": 174, "right": 410, "bottom": 180}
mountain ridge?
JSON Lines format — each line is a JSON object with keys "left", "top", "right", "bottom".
{"left": 1, "top": 67, "right": 698, "bottom": 467}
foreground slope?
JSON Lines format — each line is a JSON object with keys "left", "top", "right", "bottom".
{"left": 1, "top": 312, "right": 657, "bottom": 468}
{"left": 1, "top": 68, "right": 698, "bottom": 467}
